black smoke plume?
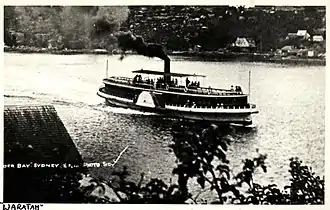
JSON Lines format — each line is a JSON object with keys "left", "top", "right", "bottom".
{"left": 92, "top": 19, "right": 119, "bottom": 37}
{"left": 115, "top": 31, "right": 170, "bottom": 62}
{"left": 90, "top": 7, "right": 171, "bottom": 81}
{"left": 90, "top": 7, "right": 170, "bottom": 62}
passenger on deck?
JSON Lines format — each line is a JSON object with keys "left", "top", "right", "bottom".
{"left": 175, "top": 79, "right": 178, "bottom": 86}
{"left": 136, "top": 75, "right": 141, "bottom": 82}
{"left": 235, "top": 86, "right": 242, "bottom": 93}
{"left": 186, "top": 77, "right": 190, "bottom": 87}
{"left": 171, "top": 79, "right": 175, "bottom": 86}
{"left": 197, "top": 81, "right": 200, "bottom": 87}
{"left": 230, "top": 85, "right": 234, "bottom": 91}
{"left": 184, "top": 100, "right": 190, "bottom": 107}
{"left": 133, "top": 75, "right": 138, "bottom": 84}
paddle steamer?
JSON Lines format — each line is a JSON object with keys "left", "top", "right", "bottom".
{"left": 97, "top": 59, "right": 258, "bottom": 125}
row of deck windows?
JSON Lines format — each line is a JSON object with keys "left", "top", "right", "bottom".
{"left": 165, "top": 103, "right": 255, "bottom": 109}
{"left": 163, "top": 94, "right": 248, "bottom": 107}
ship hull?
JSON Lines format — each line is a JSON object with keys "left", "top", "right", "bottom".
{"left": 97, "top": 89, "right": 257, "bottom": 125}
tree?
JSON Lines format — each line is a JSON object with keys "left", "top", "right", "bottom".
{"left": 4, "top": 6, "right": 18, "bottom": 46}
{"left": 4, "top": 6, "right": 130, "bottom": 49}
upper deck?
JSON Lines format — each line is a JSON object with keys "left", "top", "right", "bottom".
{"left": 103, "top": 76, "right": 246, "bottom": 97}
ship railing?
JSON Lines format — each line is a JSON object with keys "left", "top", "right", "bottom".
{"left": 162, "top": 86, "right": 243, "bottom": 96}
{"left": 106, "top": 77, "right": 133, "bottom": 84}
{"left": 165, "top": 103, "right": 256, "bottom": 110}
{"left": 107, "top": 76, "right": 132, "bottom": 81}
{"left": 107, "top": 77, "right": 156, "bottom": 88}
{"left": 106, "top": 77, "right": 245, "bottom": 96}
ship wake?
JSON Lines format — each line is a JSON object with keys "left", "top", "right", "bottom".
{"left": 95, "top": 103, "right": 159, "bottom": 116}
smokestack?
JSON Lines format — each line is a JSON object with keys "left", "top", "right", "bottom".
{"left": 164, "top": 57, "right": 171, "bottom": 84}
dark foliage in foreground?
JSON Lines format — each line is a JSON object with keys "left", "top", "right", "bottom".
{"left": 79, "top": 123, "right": 324, "bottom": 204}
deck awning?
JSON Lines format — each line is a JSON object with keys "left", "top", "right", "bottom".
{"left": 132, "top": 69, "right": 206, "bottom": 77}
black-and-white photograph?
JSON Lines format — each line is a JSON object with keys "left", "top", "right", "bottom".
{"left": 3, "top": 4, "right": 325, "bottom": 205}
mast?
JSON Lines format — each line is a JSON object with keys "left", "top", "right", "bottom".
{"left": 248, "top": 69, "right": 251, "bottom": 102}
{"left": 164, "top": 58, "right": 171, "bottom": 84}
{"left": 106, "top": 59, "right": 108, "bottom": 78}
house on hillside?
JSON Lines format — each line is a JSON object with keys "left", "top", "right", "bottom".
{"left": 229, "top": 37, "right": 256, "bottom": 52}
{"left": 296, "top": 30, "right": 311, "bottom": 40}
{"left": 281, "top": 30, "right": 313, "bottom": 52}
{"left": 231, "top": 37, "right": 256, "bottom": 48}
{"left": 279, "top": 45, "right": 298, "bottom": 56}
{"left": 281, "top": 45, "right": 295, "bottom": 53}
{"left": 312, "top": 35, "right": 324, "bottom": 42}
{"left": 285, "top": 30, "right": 311, "bottom": 40}
{"left": 280, "top": 45, "right": 322, "bottom": 58}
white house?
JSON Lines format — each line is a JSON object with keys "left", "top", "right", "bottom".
{"left": 231, "top": 37, "right": 256, "bottom": 48}
{"left": 296, "top": 30, "right": 311, "bottom": 40}
{"left": 312, "top": 35, "right": 324, "bottom": 42}
{"left": 307, "top": 50, "right": 315, "bottom": 57}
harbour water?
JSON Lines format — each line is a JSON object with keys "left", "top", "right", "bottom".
{"left": 4, "top": 53, "right": 325, "bottom": 198}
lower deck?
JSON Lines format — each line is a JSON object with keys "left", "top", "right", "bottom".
{"left": 97, "top": 86, "right": 258, "bottom": 125}
{"left": 102, "top": 81, "right": 250, "bottom": 109}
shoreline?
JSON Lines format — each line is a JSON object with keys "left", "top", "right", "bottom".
{"left": 4, "top": 46, "right": 326, "bottom": 66}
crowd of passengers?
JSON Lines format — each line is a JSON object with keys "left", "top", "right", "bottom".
{"left": 131, "top": 75, "right": 242, "bottom": 93}
{"left": 132, "top": 75, "right": 200, "bottom": 88}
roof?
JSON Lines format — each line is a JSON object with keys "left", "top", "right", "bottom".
{"left": 312, "top": 35, "right": 324, "bottom": 42}
{"left": 232, "top": 37, "right": 256, "bottom": 48}
{"left": 4, "top": 105, "right": 84, "bottom": 164}
{"left": 132, "top": 69, "right": 206, "bottom": 77}
{"left": 297, "top": 30, "right": 309, "bottom": 36}
{"left": 297, "top": 49, "right": 308, "bottom": 52}
{"left": 281, "top": 45, "right": 294, "bottom": 51}
{"left": 4, "top": 105, "right": 86, "bottom": 202}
